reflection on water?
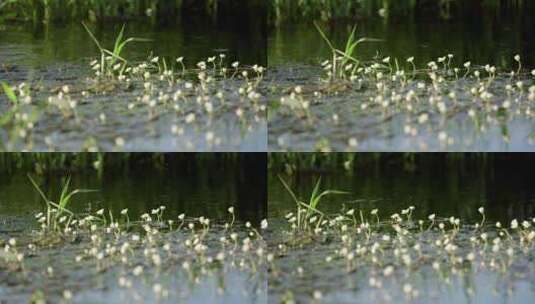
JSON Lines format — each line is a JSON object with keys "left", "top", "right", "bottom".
{"left": 0, "top": 154, "right": 266, "bottom": 224}
{"left": 268, "top": 154, "right": 535, "bottom": 304}
{"left": 0, "top": 19, "right": 267, "bottom": 152}
{"left": 269, "top": 155, "right": 535, "bottom": 223}
{"left": 0, "top": 153, "right": 267, "bottom": 303}
{"left": 269, "top": 8, "right": 535, "bottom": 68}
{"left": 0, "top": 17, "right": 265, "bottom": 76}
{"left": 267, "top": 6, "right": 535, "bottom": 152}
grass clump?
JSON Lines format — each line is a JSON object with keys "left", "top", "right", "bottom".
{"left": 314, "top": 22, "right": 378, "bottom": 81}
{"left": 82, "top": 22, "right": 149, "bottom": 78}
{"left": 28, "top": 175, "right": 96, "bottom": 232}
{"left": 279, "top": 175, "right": 347, "bottom": 231}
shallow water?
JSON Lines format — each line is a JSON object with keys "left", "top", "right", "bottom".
{"left": 267, "top": 65, "right": 535, "bottom": 152}
{"left": 0, "top": 162, "right": 267, "bottom": 303}
{"left": 268, "top": 9, "right": 535, "bottom": 68}
{"left": 267, "top": 159, "right": 535, "bottom": 303}
{"left": 0, "top": 21, "right": 267, "bottom": 152}
{"left": 268, "top": 160, "right": 535, "bottom": 223}
{"left": 1, "top": 19, "right": 265, "bottom": 70}
{"left": 1, "top": 173, "right": 256, "bottom": 222}
{"left": 267, "top": 9, "right": 535, "bottom": 152}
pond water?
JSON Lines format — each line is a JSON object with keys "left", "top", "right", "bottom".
{"left": 0, "top": 168, "right": 265, "bottom": 223}
{"left": 267, "top": 156, "right": 535, "bottom": 303}
{"left": 269, "top": 9, "right": 535, "bottom": 68}
{"left": 267, "top": 9, "right": 535, "bottom": 152}
{"left": 0, "top": 19, "right": 267, "bottom": 152}
{"left": 269, "top": 157, "right": 535, "bottom": 224}
{"left": 0, "top": 157, "right": 267, "bottom": 303}
{"left": 1, "top": 18, "right": 265, "bottom": 72}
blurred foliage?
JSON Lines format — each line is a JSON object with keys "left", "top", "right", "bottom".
{"left": 0, "top": 153, "right": 244, "bottom": 175}
{"left": 269, "top": 153, "right": 535, "bottom": 175}
{"left": 0, "top": 0, "right": 265, "bottom": 25}
{"left": 269, "top": 0, "right": 531, "bottom": 25}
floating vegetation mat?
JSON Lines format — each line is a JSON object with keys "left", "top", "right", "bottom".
{"left": 268, "top": 55, "right": 535, "bottom": 151}
{"left": 1, "top": 205, "right": 268, "bottom": 303}
{"left": 267, "top": 206, "right": 535, "bottom": 303}
{"left": 0, "top": 52, "right": 267, "bottom": 152}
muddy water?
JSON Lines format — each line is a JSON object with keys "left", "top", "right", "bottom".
{"left": 267, "top": 157, "right": 535, "bottom": 303}
{"left": 267, "top": 9, "right": 535, "bottom": 152}
{"left": 0, "top": 21, "right": 267, "bottom": 152}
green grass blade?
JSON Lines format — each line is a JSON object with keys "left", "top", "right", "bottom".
{"left": 60, "top": 188, "right": 98, "bottom": 210}
{"left": 314, "top": 21, "right": 335, "bottom": 52}
{"left": 103, "top": 49, "right": 127, "bottom": 63}
{"left": 1, "top": 82, "right": 18, "bottom": 105}
{"left": 28, "top": 174, "right": 50, "bottom": 207}
{"left": 278, "top": 175, "right": 300, "bottom": 206}
{"left": 297, "top": 200, "right": 325, "bottom": 217}
{"left": 309, "top": 177, "right": 322, "bottom": 207}
{"left": 59, "top": 176, "right": 72, "bottom": 209}
{"left": 82, "top": 22, "right": 103, "bottom": 51}
{"left": 113, "top": 24, "right": 126, "bottom": 55}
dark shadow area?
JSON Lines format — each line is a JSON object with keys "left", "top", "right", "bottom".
{"left": 0, "top": 153, "right": 267, "bottom": 224}
{"left": 269, "top": 153, "right": 535, "bottom": 223}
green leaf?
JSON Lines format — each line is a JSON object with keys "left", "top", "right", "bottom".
{"left": 1, "top": 82, "right": 18, "bottom": 104}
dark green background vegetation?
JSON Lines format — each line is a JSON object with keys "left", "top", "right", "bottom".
{"left": 0, "top": 0, "right": 265, "bottom": 25}
{"left": 269, "top": 0, "right": 532, "bottom": 25}
{"left": 269, "top": 153, "right": 535, "bottom": 174}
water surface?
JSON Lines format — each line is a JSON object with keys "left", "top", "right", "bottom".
{"left": 0, "top": 155, "right": 267, "bottom": 303}
{"left": 269, "top": 9, "right": 535, "bottom": 68}
{"left": 268, "top": 156, "right": 535, "bottom": 304}
{"left": 0, "top": 20, "right": 267, "bottom": 152}
{"left": 267, "top": 8, "right": 535, "bottom": 152}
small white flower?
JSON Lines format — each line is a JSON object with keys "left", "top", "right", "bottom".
{"left": 511, "top": 219, "right": 519, "bottom": 229}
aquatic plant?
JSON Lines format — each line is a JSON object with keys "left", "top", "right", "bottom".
{"left": 279, "top": 175, "right": 347, "bottom": 231}
{"left": 28, "top": 175, "right": 96, "bottom": 231}
{"left": 82, "top": 23, "right": 149, "bottom": 77}
{"left": 314, "top": 22, "right": 378, "bottom": 80}
{"left": 1, "top": 82, "right": 18, "bottom": 105}
{"left": 2, "top": 198, "right": 268, "bottom": 302}
{"left": 270, "top": 52, "right": 535, "bottom": 151}
{"left": 0, "top": 45, "right": 266, "bottom": 151}
{"left": 271, "top": 202, "right": 535, "bottom": 302}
